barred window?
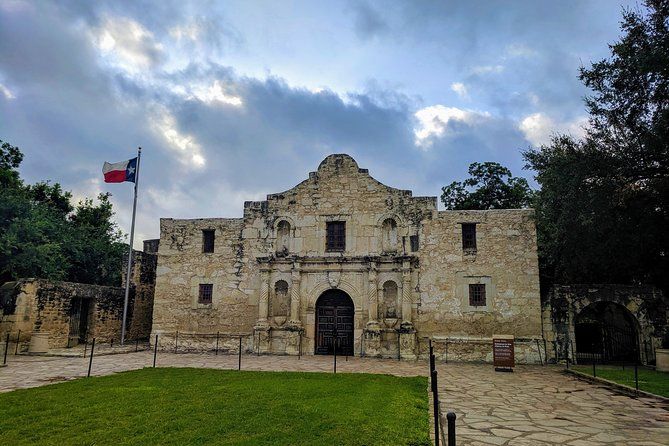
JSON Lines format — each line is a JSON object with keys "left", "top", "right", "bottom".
{"left": 410, "top": 235, "right": 419, "bottom": 252}
{"left": 198, "top": 284, "right": 213, "bottom": 304}
{"left": 462, "top": 223, "right": 477, "bottom": 251}
{"left": 202, "top": 229, "right": 215, "bottom": 253}
{"left": 469, "top": 284, "right": 486, "bottom": 307}
{"left": 326, "top": 221, "right": 346, "bottom": 251}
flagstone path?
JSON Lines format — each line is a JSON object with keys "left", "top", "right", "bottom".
{"left": 1, "top": 351, "right": 667, "bottom": 445}
{"left": 436, "top": 363, "right": 669, "bottom": 445}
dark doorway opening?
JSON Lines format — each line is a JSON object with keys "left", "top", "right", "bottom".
{"left": 68, "top": 298, "right": 91, "bottom": 346}
{"left": 315, "top": 289, "right": 354, "bottom": 356}
{"left": 574, "top": 301, "right": 639, "bottom": 363}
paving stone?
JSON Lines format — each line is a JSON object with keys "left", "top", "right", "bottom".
{"left": 489, "top": 428, "right": 523, "bottom": 438}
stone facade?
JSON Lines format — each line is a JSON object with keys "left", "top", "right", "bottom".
{"left": 152, "top": 154, "right": 542, "bottom": 362}
{"left": 542, "top": 284, "right": 667, "bottom": 364}
{"left": 0, "top": 279, "right": 129, "bottom": 351}
{"left": 124, "top": 239, "right": 158, "bottom": 341}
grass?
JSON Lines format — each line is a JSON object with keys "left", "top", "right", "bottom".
{"left": 572, "top": 364, "right": 669, "bottom": 397}
{"left": 0, "top": 368, "right": 430, "bottom": 446}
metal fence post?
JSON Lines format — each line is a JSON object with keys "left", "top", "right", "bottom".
{"left": 447, "top": 411, "right": 456, "bottom": 446}
{"left": 431, "top": 369, "right": 439, "bottom": 446}
{"left": 83, "top": 339, "right": 88, "bottom": 358}
{"left": 3, "top": 333, "right": 9, "bottom": 365}
{"left": 175, "top": 331, "right": 178, "bottom": 354}
{"left": 87, "top": 338, "right": 96, "bottom": 377}
{"left": 429, "top": 342, "right": 435, "bottom": 374}
{"left": 153, "top": 334, "right": 158, "bottom": 368}
{"left": 333, "top": 337, "right": 338, "bottom": 374}
{"left": 14, "top": 329, "right": 21, "bottom": 355}
{"left": 215, "top": 332, "right": 219, "bottom": 355}
{"left": 298, "top": 332, "right": 302, "bottom": 360}
{"left": 238, "top": 336, "right": 242, "bottom": 370}
{"left": 634, "top": 362, "right": 639, "bottom": 393}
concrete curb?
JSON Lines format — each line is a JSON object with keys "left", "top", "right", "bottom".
{"left": 564, "top": 369, "right": 669, "bottom": 403}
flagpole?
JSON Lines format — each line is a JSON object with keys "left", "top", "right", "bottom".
{"left": 121, "top": 147, "right": 141, "bottom": 345}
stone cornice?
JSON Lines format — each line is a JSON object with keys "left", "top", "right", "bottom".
{"left": 256, "top": 254, "right": 418, "bottom": 268}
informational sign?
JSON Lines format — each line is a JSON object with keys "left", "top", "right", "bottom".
{"left": 493, "top": 334, "right": 515, "bottom": 371}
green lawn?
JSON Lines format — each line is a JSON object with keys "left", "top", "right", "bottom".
{"left": 572, "top": 364, "right": 669, "bottom": 397}
{"left": 0, "top": 368, "right": 430, "bottom": 446}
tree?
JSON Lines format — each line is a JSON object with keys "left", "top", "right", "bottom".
{"left": 0, "top": 139, "right": 23, "bottom": 188}
{"left": 524, "top": 0, "right": 669, "bottom": 293}
{"left": 0, "top": 140, "right": 126, "bottom": 286}
{"left": 0, "top": 187, "right": 71, "bottom": 282}
{"left": 441, "top": 162, "right": 533, "bottom": 210}
{"left": 66, "top": 193, "right": 126, "bottom": 286}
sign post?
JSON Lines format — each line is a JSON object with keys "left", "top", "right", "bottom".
{"left": 493, "top": 334, "right": 515, "bottom": 372}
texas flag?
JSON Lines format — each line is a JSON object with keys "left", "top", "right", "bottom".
{"left": 102, "top": 157, "right": 137, "bottom": 183}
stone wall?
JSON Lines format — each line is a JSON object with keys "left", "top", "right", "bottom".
{"left": 123, "top": 239, "right": 158, "bottom": 340}
{"left": 542, "top": 284, "right": 667, "bottom": 364}
{"left": 152, "top": 154, "right": 543, "bottom": 362}
{"left": 0, "top": 279, "right": 129, "bottom": 350}
{"left": 153, "top": 217, "right": 256, "bottom": 338}
{"left": 415, "top": 209, "right": 542, "bottom": 363}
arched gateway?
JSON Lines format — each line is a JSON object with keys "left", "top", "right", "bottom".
{"left": 315, "top": 290, "right": 354, "bottom": 355}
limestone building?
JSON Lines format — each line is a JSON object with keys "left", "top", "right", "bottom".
{"left": 152, "top": 154, "right": 543, "bottom": 362}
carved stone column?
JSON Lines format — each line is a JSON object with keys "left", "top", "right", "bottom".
{"left": 257, "top": 269, "right": 270, "bottom": 325}
{"left": 401, "top": 261, "right": 412, "bottom": 326}
{"left": 366, "top": 264, "right": 380, "bottom": 329}
{"left": 399, "top": 260, "right": 416, "bottom": 359}
{"left": 254, "top": 268, "right": 271, "bottom": 354}
{"left": 289, "top": 261, "right": 302, "bottom": 327}
{"left": 364, "top": 262, "right": 381, "bottom": 356}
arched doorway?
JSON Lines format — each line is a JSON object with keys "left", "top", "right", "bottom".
{"left": 575, "top": 301, "right": 639, "bottom": 363}
{"left": 315, "top": 289, "right": 354, "bottom": 355}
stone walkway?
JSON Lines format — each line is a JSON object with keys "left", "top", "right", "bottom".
{"left": 1, "top": 352, "right": 667, "bottom": 445}
{"left": 436, "top": 363, "right": 669, "bottom": 445}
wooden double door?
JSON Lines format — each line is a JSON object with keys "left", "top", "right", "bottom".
{"left": 315, "top": 290, "right": 354, "bottom": 356}
{"left": 68, "top": 297, "right": 91, "bottom": 346}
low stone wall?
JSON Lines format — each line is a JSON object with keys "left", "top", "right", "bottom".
{"left": 416, "top": 336, "right": 543, "bottom": 364}
{"left": 0, "top": 278, "right": 153, "bottom": 351}
{"left": 151, "top": 331, "right": 253, "bottom": 353}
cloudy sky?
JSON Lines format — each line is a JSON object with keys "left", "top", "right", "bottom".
{"left": 0, "top": 0, "right": 633, "bottom": 247}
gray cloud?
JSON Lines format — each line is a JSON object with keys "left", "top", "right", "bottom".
{"left": 347, "top": 1, "right": 390, "bottom": 40}
{"left": 0, "top": 0, "right": 625, "bottom": 246}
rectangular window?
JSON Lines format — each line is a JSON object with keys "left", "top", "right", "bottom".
{"left": 326, "top": 221, "right": 346, "bottom": 251}
{"left": 462, "top": 223, "right": 477, "bottom": 251}
{"left": 410, "top": 235, "right": 419, "bottom": 252}
{"left": 202, "top": 229, "right": 215, "bottom": 253}
{"left": 469, "top": 284, "right": 486, "bottom": 307}
{"left": 198, "top": 284, "right": 213, "bottom": 305}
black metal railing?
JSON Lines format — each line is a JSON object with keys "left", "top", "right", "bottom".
{"left": 429, "top": 339, "right": 456, "bottom": 446}
{"left": 567, "top": 337, "right": 650, "bottom": 394}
